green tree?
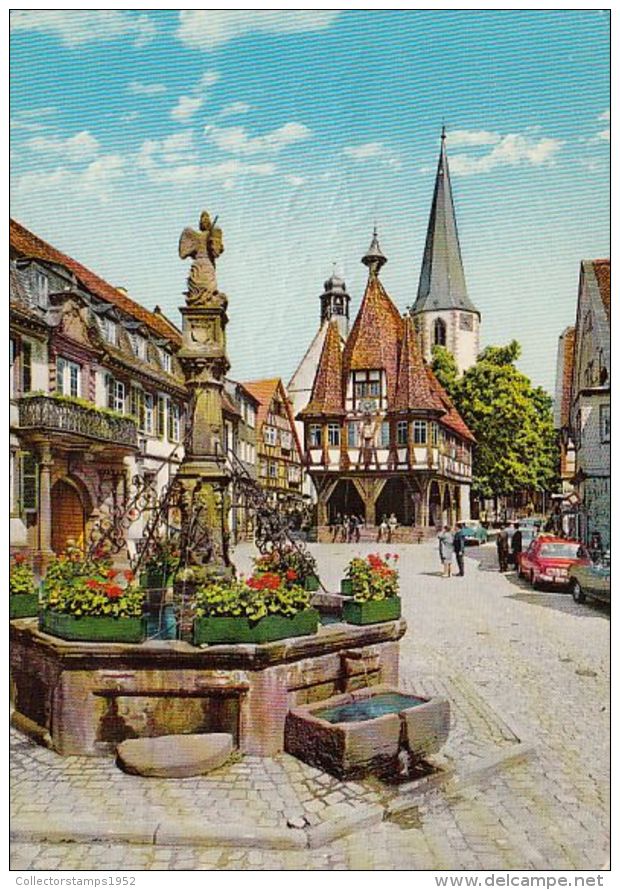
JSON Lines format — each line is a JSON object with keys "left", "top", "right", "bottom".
{"left": 453, "top": 341, "right": 559, "bottom": 505}
{"left": 431, "top": 346, "right": 459, "bottom": 400}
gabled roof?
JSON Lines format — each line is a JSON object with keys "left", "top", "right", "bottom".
{"left": 243, "top": 377, "right": 304, "bottom": 460}
{"left": 425, "top": 368, "right": 476, "bottom": 442}
{"left": 10, "top": 218, "right": 181, "bottom": 345}
{"left": 412, "top": 131, "right": 478, "bottom": 316}
{"left": 299, "top": 320, "right": 345, "bottom": 417}
{"left": 592, "top": 258, "right": 610, "bottom": 320}
{"left": 342, "top": 273, "right": 404, "bottom": 403}
{"left": 391, "top": 315, "right": 445, "bottom": 414}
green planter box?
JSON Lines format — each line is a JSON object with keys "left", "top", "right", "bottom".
{"left": 304, "top": 575, "right": 321, "bottom": 592}
{"left": 39, "top": 611, "right": 146, "bottom": 643}
{"left": 140, "top": 570, "right": 174, "bottom": 589}
{"left": 342, "top": 597, "right": 401, "bottom": 625}
{"left": 340, "top": 579, "right": 354, "bottom": 597}
{"left": 193, "top": 608, "right": 320, "bottom": 645}
{"left": 10, "top": 592, "right": 40, "bottom": 619}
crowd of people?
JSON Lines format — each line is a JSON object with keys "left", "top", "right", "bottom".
{"left": 328, "top": 512, "right": 400, "bottom": 544}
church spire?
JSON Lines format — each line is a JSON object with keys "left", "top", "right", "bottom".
{"left": 412, "top": 128, "right": 478, "bottom": 315}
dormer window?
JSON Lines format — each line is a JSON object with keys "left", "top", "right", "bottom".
{"left": 34, "top": 270, "right": 49, "bottom": 308}
{"left": 101, "top": 317, "right": 117, "bottom": 346}
{"left": 353, "top": 370, "right": 383, "bottom": 410}
{"left": 161, "top": 349, "right": 172, "bottom": 373}
{"left": 131, "top": 333, "right": 146, "bottom": 360}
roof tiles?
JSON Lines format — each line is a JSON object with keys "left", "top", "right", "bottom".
{"left": 299, "top": 319, "right": 345, "bottom": 417}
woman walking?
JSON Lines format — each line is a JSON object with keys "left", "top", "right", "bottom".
{"left": 438, "top": 525, "right": 455, "bottom": 578}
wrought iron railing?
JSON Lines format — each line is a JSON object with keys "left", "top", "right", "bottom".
{"left": 18, "top": 395, "right": 138, "bottom": 448}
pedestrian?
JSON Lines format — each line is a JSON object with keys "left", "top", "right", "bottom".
{"left": 511, "top": 522, "right": 523, "bottom": 569}
{"left": 589, "top": 531, "right": 603, "bottom": 564}
{"left": 387, "top": 512, "right": 398, "bottom": 544}
{"left": 438, "top": 525, "right": 455, "bottom": 578}
{"left": 377, "top": 514, "right": 388, "bottom": 543}
{"left": 351, "top": 513, "right": 361, "bottom": 543}
{"left": 332, "top": 513, "right": 342, "bottom": 543}
{"left": 453, "top": 522, "right": 466, "bottom": 576}
{"left": 496, "top": 524, "right": 509, "bottom": 573}
{"left": 342, "top": 514, "right": 351, "bottom": 543}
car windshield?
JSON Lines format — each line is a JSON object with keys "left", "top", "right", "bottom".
{"left": 538, "top": 543, "right": 581, "bottom": 559}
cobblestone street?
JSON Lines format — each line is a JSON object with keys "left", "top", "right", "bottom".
{"left": 11, "top": 542, "right": 610, "bottom": 870}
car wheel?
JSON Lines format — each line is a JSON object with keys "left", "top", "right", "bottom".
{"left": 571, "top": 580, "right": 586, "bottom": 604}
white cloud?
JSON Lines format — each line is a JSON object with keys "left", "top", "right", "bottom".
{"left": 204, "top": 122, "right": 311, "bottom": 155}
{"left": 342, "top": 141, "right": 402, "bottom": 169}
{"left": 120, "top": 111, "right": 140, "bottom": 123}
{"left": 446, "top": 133, "right": 564, "bottom": 176}
{"left": 127, "top": 80, "right": 166, "bottom": 96}
{"left": 177, "top": 10, "right": 339, "bottom": 50}
{"left": 197, "top": 70, "right": 221, "bottom": 90}
{"left": 10, "top": 107, "right": 57, "bottom": 133}
{"left": 10, "top": 10, "right": 155, "bottom": 48}
{"left": 446, "top": 129, "right": 501, "bottom": 147}
{"left": 598, "top": 109, "right": 610, "bottom": 122}
{"left": 284, "top": 174, "right": 305, "bottom": 187}
{"left": 219, "top": 102, "right": 251, "bottom": 119}
{"left": 26, "top": 130, "right": 100, "bottom": 162}
{"left": 171, "top": 95, "right": 204, "bottom": 122}
{"left": 15, "top": 153, "right": 125, "bottom": 203}
{"left": 138, "top": 148, "right": 276, "bottom": 188}
{"left": 598, "top": 128, "right": 610, "bottom": 143}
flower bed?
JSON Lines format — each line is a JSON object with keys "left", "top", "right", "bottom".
{"left": 10, "top": 554, "right": 39, "bottom": 619}
{"left": 192, "top": 553, "right": 320, "bottom": 645}
{"left": 40, "top": 543, "right": 145, "bottom": 642}
{"left": 342, "top": 553, "right": 400, "bottom": 625}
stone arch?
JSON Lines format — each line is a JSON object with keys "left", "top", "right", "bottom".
{"left": 375, "top": 477, "right": 413, "bottom": 526}
{"left": 51, "top": 476, "right": 92, "bottom": 554}
{"left": 326, "top": 479, "right": 365, "bottom": 524}
{"left": 442, "top": 486, "right": 452, "bottom": 527}
{"left": 428, "top": 480, "right": 442, "bottom": 528}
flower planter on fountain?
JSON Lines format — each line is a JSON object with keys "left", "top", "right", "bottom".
{"left": 192, "top": 557, "right": 320, "bottom": 646}
{"left": 10, "top": 555, "right": 39, "bottom": 619}
{"left": 342, "top": 553, "right": 401, "bottom": 625}
{"left": 38, "top": 544, "right": 145, "bottom": 644}
{"left": 304, "top": 574, "right": 321, "bottom": 592}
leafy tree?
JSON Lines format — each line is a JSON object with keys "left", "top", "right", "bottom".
{"left": 431, "top": 346, "right": 459, "bottom": 400}
{"left": 452, "top": 341, "right": 559, "bottom": 504}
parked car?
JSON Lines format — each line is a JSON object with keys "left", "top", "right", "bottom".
{"left": 518, "top": 516, "right": 545, "bottom": 530}
{"left": 459, "top": 520, "right": 488, "bottom": 545}
{"left": 506, "top": 526, "right": 537, "bottom": 565}
{"left": 569, "top": 553, "right": 610, "bottom": 605}
{"left": 518, "top": 535, "right": 591, "bottom": 589}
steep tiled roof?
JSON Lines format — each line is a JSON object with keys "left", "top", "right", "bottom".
{"left": 10, "top": 218, "right": 181, "bottom": 345}
{"left": 243, "top": 378, "right": 303, "bottom": 460}
{"left": 391, "top": 316, "right": 445, "bottom": 413}
{"left": 299, "top": 320, "right": 345, "bottom": 417}
{"left": 559, "top": 327, "right": 575, "bottom": 428}
{"left": 592, "top": 258, "right": 610, "bottom": 320}
{"left": 425, "top": 368, "right": 476, "bottom": 442}
{"left": 342, "top": 274, "right": 404, "bottom": 403}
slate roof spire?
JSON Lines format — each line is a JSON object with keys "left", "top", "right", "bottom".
{"left": 412, "top": 129, "right": 479, "bottom": 315}
{"left": 299, "top": 319, "right": 345, "bottom": 418}
{"left": 391, "top": 315, "right": 445, "bottom": 414}
{"left": 362, "top": 226, "right": 387, "bottom": 277}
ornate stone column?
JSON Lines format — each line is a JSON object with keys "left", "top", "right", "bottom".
{"left": 175, "top": 212, "right": 232, "bottom": 637}
{"left": 37, "top": 443, "right": 54, "bottom": 571}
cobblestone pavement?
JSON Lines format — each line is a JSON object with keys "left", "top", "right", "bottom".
{"left": 10, "top": 542, "right": 610, "bottom": 870}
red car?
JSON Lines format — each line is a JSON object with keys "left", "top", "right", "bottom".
{"left": 518, "top": 535, "right": 591, "bottom": 589}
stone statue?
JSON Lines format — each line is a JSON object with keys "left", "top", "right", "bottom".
{"left": 178, "top": 211, "right": 224, "bottom": 306}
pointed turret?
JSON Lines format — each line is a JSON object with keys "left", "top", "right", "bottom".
{"left": 391, "top": 316, "right": 445, "bottom": 414}
{"left": 361, "top": 226, "right": 387, "bottom": 277}
{"left": 412, "top": 129, "right": 478, "bottom": 315}
{"left": 299, "top": 319, "right": 345, "bottom": 417}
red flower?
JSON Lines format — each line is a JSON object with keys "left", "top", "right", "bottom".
{"left": 14, "top": 553, "right": 26, "bottom": 565}
{"left": 104, "top": 583, "right": 123, "bottom": 599}
{"left": 106, "top": 568, "right": 117, "bottom": 580}
{"left": 86, "top": 579, "right": 101, "bottom": 589}
{"left": 286, "top": 569, "right": 298, "bottom": 581}
{"left": 123, "top": 569, "right": 134, "bottom": 582}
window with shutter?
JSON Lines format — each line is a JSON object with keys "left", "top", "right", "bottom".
{"left": 22, "top": 341, "right": 32, "bottom": 393}
{"left": 20, "top": 452, "right": 38, "bottom": 513}
{"left": 157, "top": 396, "right": 166, "bottom": 438}
{"left": 56, "top": 357, "right": 66, "bottom": 395}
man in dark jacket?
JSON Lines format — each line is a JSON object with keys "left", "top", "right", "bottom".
{"left": 511, "top": 522, "right": 523, "bottom": 568}
{"left": 454, "top": 523, "right": 466, "bottom": 577}
{"left": 496, "top": 525, "right": 509, "bottom": 572}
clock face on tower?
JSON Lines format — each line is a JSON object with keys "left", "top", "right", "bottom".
{"left": 459, "top": 313, "right": 474, "bottom": 331}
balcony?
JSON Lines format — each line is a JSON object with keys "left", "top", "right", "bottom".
{"left": 18, "top": 395, "right": 138, "bottom": 451}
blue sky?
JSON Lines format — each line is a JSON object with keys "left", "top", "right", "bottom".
{"left": 10, "top": 9, "right": 610, "bottom": 395}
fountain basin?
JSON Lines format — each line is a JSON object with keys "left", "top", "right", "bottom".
{"left": 285, "top": 684, "right": 450, "bottom": 778}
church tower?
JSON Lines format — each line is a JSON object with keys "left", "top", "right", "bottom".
{"left": 411, "top": 128, "right": 480, "bottom": 374}
{"left": 320, "top": 267, "right": 350, "bottom": 338}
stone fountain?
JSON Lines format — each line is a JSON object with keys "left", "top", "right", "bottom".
{"left": 10, "top": 212, "right": 408, "bottom": 762}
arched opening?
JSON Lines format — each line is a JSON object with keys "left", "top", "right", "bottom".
{"left": 326, "top": 479, "right": 365, "bottom": 524}
{"left": 375, "top": 477, "right": 414, "bottom": 526}
{"left": 442, "top": 487, "right": 452, "bottom": 527}
{"left": 428, "top": 481, "right": 442, "bottom": 528}
{"left": 433, "top": 318, "right": 447, "bottom": 347}
{"left": 51, "top": 478, "right": 86, "bottom": 554}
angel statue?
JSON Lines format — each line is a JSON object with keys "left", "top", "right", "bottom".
{"left": 178, "top": 211, "right": 224, "bottom": 307}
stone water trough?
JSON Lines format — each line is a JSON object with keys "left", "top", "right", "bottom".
{"left": 285, "top": 684, "right": 450, "bottom": 779}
